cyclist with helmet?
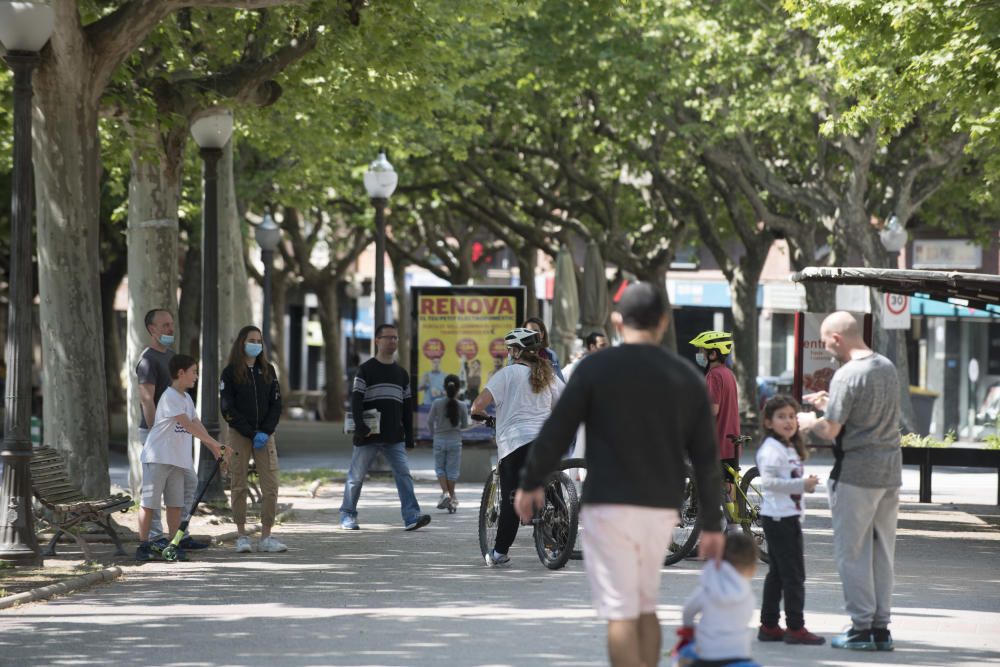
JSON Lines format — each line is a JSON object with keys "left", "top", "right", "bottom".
{"left": 471, "top": 327, "right": 565, "bottom": 566}
{"left": 690, "top": 331, "right": 742, "bottom": 507}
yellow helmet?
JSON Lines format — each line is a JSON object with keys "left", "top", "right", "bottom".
{"left": 689, "top": 330, "right": 733, "bottom": 355}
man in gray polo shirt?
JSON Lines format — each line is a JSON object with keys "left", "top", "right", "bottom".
{"left": 798, "top": 311, "right": 901, "bottom": 652}
{"left": 136, "top": 309, "right": 207, "bottom": 550}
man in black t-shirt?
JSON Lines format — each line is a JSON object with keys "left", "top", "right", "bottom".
{"left": 515, "top": 283, "right": 724, "bottom": 667}
{"left": 339, "top": 324, "right": 430, "bottom": 532}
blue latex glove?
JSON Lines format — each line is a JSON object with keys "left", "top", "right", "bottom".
{"left": 253, "top": 432, "right": 269, "bottom": 449}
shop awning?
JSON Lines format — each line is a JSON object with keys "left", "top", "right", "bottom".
{"left": 790, "top": 267, "right": 1000, "bottom": 314}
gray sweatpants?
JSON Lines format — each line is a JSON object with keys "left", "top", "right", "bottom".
{"left": 140, "top": 428, "right": 197, "bottom": 540}
{"left": 829, "top": 481, "right": 899, "bottom": 629}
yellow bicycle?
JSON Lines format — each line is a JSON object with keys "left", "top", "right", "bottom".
{"left": 665, "top": 435, "right": 769, "bottom": 565}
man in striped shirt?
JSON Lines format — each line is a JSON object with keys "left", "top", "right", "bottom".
{"left": 340, "top": 324, "right": 431, "bottom": 531}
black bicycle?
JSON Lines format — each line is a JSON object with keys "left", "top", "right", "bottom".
{"left": 473, "top": 414, "right": 581, "bottom": 569}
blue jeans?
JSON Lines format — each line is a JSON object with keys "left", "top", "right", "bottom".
{"left": 340, "top": 442, "right": 422, "bottom": 526}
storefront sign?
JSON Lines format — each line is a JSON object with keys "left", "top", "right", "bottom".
{"left": 411, "top": 286, "right": 525, "bottom": 441}
{"left": 912, "top": 240, "right": 982, "bottom": 270}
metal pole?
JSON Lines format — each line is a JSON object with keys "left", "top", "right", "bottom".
{"left": 373, "top": 198, "right": 387, "bottom": 328}
{"left": 262, "top": 248, "right": 273, "bottom": 354}
{"left": 198, "top": 147, "right": 224, "bottom": 500}
{"left": 351, "top": 297, "right": 358, "bottom": 360}
{"left": 0, "top": 52, "right": 41, "bottom": 564}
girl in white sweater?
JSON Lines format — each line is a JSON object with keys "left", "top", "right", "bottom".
{"left": 756, "top": 395, "right": 824, "bottom": 645}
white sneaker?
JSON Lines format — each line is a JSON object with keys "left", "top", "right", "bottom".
{"left": 257, "top": 536, "right": 287, "bottom": 553}
{"left": 436, "top": 493, "right": 450, "bottom": 509}
{"left": 485, "top": 549, "right": 511, "bottom": 567}
{"left": 235, "top": 535, "right": 253, "bottom": 553}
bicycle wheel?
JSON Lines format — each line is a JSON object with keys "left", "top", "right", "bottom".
{"left": 534, "top": 470, "right": 579, "bottom": 570}
{"left": 553, "top": 458, "right": 586, "bottom": 560}
{"left": 738, "top": 466, "right": 769, "bottom": 564}
{"left": 478, "top": 468, "right": 501, "bottom": 559}
{"left": 665, "top": 464, "right": 701, "bottom": 565}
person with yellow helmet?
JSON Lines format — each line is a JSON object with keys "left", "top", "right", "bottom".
{"left": 690, "top": 330, "right": 741, "bottom": 500}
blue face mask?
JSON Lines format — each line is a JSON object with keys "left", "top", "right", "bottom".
{"left": 695, "top": 352, "right": 707, "bottom": 368}
{"left": 244, "top": 343, "right": 263, "bottom": 358}
{"left": 158, "top": 334, "right": 174, "bottom": 346}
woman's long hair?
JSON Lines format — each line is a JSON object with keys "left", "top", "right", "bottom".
{"left": 226, "top": 325, "right": 273, "bottom": 385}
{"left": 761, "top": 394, "right": 807, "bottom": 460}
{"left": 517, "top": 347, "right": 554, "bottom": 394}
{"left": 444, "top": 374, "right": 461, "bottom": 427}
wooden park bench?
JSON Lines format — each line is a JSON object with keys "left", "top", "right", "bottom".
{"left": 30, "top": 446, "right": 132, "bottom": 559}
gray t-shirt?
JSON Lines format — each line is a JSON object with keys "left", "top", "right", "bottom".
{"left": 136, "top": 346, "right": 175, "bottom": 430}
{"left": 824, "top": 352, "right": 902, "bottom": 488}
{"left": 427, "top": 397, "right": 469, "bottom": 444}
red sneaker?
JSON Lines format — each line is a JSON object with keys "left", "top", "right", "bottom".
{"left": 784, "top": 627, "right": 826, "bottom": 645}
{"left": 757, "top": 625, "right": 785, "bottom": 642}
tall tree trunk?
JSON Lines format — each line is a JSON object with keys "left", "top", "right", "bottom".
{"left": 217, "top": 139, "right": 254, "bottom": 358}
{"left": 124, "top": 127, "right": 182, "bottom": 497}
{"left": 730, "top": 268, "right": 762, "bottom": 433}
{"left": 517, "top": 245, "right": 538, "bottom": 318}
{"left": 315, "top": 285, "right": 344, "bottom": 421}
{"left": 388, "top": 244, "right": 410, "bottom": 373}
{"left": 33, "top": 47, "right": 109, "bottom": 496}
{"left": 178, "top": 240, "right": 202, "bottom": 358}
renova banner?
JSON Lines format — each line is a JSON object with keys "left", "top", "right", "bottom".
{"left": 411, "top": 286, "right": 525, "bottom": 441}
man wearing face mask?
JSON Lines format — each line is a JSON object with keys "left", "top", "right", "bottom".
{"left": 690, "top": 331, "right": 741, "bottom": 510}
{"left": 136, "top": 309, "right": 209, "bottom": 551}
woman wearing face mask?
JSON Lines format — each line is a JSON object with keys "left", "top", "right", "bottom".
{"left": 220, "top": 325, "right": 285, "bottom": 553}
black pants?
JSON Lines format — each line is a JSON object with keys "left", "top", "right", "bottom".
{"left": 760, "top": 515, "right": 806, "bottom": 630}
{"left": 494, "top": 443, "right": 531, "bottom": 554}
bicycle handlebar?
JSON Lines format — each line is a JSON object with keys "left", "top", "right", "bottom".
{"left": 471, "top": 413, "right": 496, "bottom": 429}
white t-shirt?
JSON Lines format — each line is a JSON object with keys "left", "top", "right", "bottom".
{"left": 755, "top": 436, "right": 806, "bottom": 519}
{"left": 141, "top": 386, "right": 197, "bottom": 470}
{"left": 485, "top": 363, "right": 563, "bottom": 460}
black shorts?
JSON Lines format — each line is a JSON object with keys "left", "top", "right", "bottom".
{"left": 721, "top": 458, "right": 740, "bottom": 483}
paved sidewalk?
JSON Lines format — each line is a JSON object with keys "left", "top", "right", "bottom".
{"left": 2, "top": 462, "right": 999, "bottom": 666}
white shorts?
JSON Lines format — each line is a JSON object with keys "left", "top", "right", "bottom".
{"left": 140, "top": 463, "right": 186, "bottom": 510}
{"left": 580, "top": 504, "right": 679, "bottom": 620}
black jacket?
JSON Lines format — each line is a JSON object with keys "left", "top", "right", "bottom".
{"left": 220, "top": 362, "right": 282, "bottom": 438}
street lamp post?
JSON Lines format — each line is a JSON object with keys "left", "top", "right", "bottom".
{"left": 879, "top": 215, "right": 909, "bottom": 366}
{"left": 191, "top": 108, "right": 233, "bottom": 498}
{"left": 0, "top": 0, "right": 54, "bottom": 565}
{"left": 363, "top": 152, "right": 397, "bottom": 329}
{"left": 254, "top": 211, "right": 281, "bottom": 355}
{"left": 880, "top": 215, "right": 908, "bottom": 268}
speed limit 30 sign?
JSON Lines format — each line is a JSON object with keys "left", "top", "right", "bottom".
{"left": 882, "top": 292, "right": 911, "bottom": 329}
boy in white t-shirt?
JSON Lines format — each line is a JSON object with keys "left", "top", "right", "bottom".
{"left": 136, "top": 354, "right": 227, "bottom": 561}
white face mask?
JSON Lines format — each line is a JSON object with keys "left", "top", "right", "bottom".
{"left": 695, "top": 352, "right": 708, "bottom": 368}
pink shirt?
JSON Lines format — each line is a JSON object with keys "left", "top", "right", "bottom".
{"left": 705, "top": 365, "right": 740, "bottom": 459}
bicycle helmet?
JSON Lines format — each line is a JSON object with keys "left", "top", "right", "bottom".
{"left": 504, "top": 327, "right": 542, "bottom": 351}
{"left": 689, "top": 330, "right": 733, "bottom": 355}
